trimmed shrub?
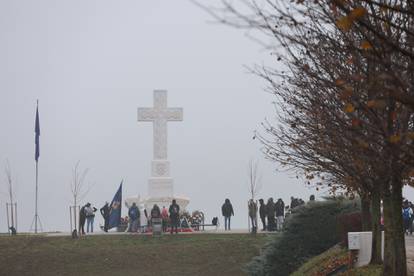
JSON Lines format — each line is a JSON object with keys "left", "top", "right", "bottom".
{"left": 336, "top": 211, "right": 363, "bottom": 246}
{"left": 245, "top": 199, "right": 359, "bottom": 276}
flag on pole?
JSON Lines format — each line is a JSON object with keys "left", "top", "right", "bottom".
{"left": 108, "top": 181, "right": 123, "bottom": 229}
{"left": 35, "top": 101, "right": 40, "bottom": 162}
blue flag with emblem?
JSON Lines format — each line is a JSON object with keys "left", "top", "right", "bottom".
{"left": 108, "top": 181, "right": 123, "bottom": 229}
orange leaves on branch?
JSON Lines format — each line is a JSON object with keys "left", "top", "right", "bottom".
{"left": 348, "top": 7, "right": 367, "bottom": 21}
{"left": 344, "top": 103, "right": 355, "bottom": 113}
{"left": 335, "top": 78, "right": 346, "bottom": 86}
{"left": 336, "top": 16, "right": 352, "bottom": 32}
{"left": 336, "top": 7, "right": 367, "bottom": 32}
{"left": 361, "top": 41, "right": 373, "bottom": 50}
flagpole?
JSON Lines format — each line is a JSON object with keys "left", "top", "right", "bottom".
{"left": 35, "top": 99, "right": 39, "bottom": 233}
{"left": 35, "top": 159, "right": 38, "bottom": 233}
{"left": 31, "top": 99, "right": 42, "bottom": 233}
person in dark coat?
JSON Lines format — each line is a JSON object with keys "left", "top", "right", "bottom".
{"left": 275, "top": 198, "right": 285, "bottom": 231}
{"left": 128, "top": 203, "right": 140, "bottom": 232}
{"left": 259, "top": 199, "right": 267, "bottom": 231}
{"left": 266, "top": 198, "right": 276, "bottom": 231}
{"left": 221, "top": 198, "right": 234, "bottom": 231}
{"left": 79, "top": 204, "right": 86, "bottom": 235}
{"left": 100, "top": 202, "right": 110, "bottom": 232}
{"left": 290, "top": 196, "right": 298, "bottom": 209}
{"left": 248, "top": 199, "right": 258, "bottom": 233}
{"left": 151, "top": 204, "right": 161, "bottom": 218}
{"left": 169, "top": 199, "right": 180, "bottom": 234}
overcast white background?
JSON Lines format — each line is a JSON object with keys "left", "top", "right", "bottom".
{"left": 1, "top": 0, "right": 410, "bottom": 232}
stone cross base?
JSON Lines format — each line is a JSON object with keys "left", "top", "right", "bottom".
{"left": 145, "top": 196, "right": 190, "bottom": 211}
{"left": 148, "top": 177, "right": 174, "bottom": 198}
{"left": 125, "top": 195, "right": 190, "bottom": 211}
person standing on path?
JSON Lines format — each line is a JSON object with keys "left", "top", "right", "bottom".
{"left": 128, "top": 202, "right": 140, "bottom": 232}
{"left": 169, "top": 200, "right": 180, "bottom": 234}
{"left": 79, "top": 204, "right": 87, "bottom": 235}
{"left": 222, "top": 198, "right": 234, "bottom": 231}
{"left": 248, "top": 199, "right": 258, "bottom": 233}
{"left": 100, "top": 202, "right": 110, "bottom": 232}
{"left": 85, "top": 203, "right": 97, "bottom": 233}
{"left": 161, "top": 206, "right": 169, "bottom": 232}
{"left": 259, "top": 199, "right": 267, "bottom": 231}
{"left": 266, "top": 198, "right": 276, "bottom": 232}
{"left": 403, "top": 200, "right": 413, "bottom": 235}
{"left": 275, "top": 198, "right": 285, "bottom": 231}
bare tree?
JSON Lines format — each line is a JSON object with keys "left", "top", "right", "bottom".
{"left": 4, "top": 160, "right": 16, "bottom": 230}
{"left": 69, "top": 161, "right": 93, "bottom": 231}
{"left": 248, "top": 159, "right": 262, "bottom": 200}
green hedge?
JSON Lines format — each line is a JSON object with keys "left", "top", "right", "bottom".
{"left": 245, "top": 199, "right": 359, "bottom": 276}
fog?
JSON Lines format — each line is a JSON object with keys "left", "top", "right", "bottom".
{"left": 3, "top": 0, "right": 403, "bottom": 232}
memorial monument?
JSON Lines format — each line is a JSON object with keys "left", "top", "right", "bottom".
{"left": 125, "top": 90, "right": 189, "bottom": 210}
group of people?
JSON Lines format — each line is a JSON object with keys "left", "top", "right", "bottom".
{"left": 126, "top": 199, "right": 181, "bottom": 234}
{"left": 79, "top": 196, "right": 310, "bottom": 235}
{"left": 78, "top": 203, "right": 98, "bottom": 235}
{"left": 256, "top": 198, "right": 285, "bottom": 232}
{"left": 251, "top": 196, "right": 308, "bottom": 232}
{"left": 221, "top": 196, "right": 309, "bottom": 233}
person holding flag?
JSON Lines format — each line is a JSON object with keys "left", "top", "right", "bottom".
{"left": 108, "top": 181, "right": 123, "bottom": 230}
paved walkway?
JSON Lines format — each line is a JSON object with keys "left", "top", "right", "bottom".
{"left": 43, "top": 228, "right": 271, "bottom": 237}
{"left": 406, "top": 236, "right": 414, "bottom": 275}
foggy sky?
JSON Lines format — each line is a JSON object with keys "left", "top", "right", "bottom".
{"left": 1, "top": 1, "right": 409, "bottom": 232}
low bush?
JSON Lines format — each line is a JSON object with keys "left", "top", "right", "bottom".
{"left": 336, "top": 211, "right": 363, "bottom": 246}
{"left": 245, "top": 199, "right": 359, "bottom": 276}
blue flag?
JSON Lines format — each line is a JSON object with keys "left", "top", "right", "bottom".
{"left": 108, "top": 181, "right": 123, "bottom": 229}
{"left": 35, "top": 103, "right": 40, "bottom": 162}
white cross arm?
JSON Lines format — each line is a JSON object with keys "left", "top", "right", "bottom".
{"left": 166, "top": 108, "right": 183, "bottom": 121}
{"left": 138, "top": 108, "right": 156, "bottom": 121}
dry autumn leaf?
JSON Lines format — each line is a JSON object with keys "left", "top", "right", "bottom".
{"left": 344, "top": 103, "right": 355, "bottom": 113}
{"left": 335, "top": 78, "right": 346, "bottom": 86}
{"left": 336, "top": 16, "right": 352, "bottom": 32}
{"left": 348, "top": 7, "right": 367, "bottom": 20}
{"left": 361, "top": 40, "right": 373, "bottom": 50}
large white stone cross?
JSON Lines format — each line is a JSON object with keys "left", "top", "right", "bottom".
{"left": 138, "top": 90, "right": 183, "bottom": 161}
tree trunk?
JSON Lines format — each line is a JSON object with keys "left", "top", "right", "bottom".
{"left": 383, "top": 183, "right": 407, "bottom": 276}
{"left": 361, "top": 192, "right": 372, "bottom": 231}
{"left": 370, "top": 188, "right": 382, "bottom": 264}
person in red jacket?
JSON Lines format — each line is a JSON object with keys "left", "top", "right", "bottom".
{"left": 161, "top": 206, "right": 169, "bottom": 232}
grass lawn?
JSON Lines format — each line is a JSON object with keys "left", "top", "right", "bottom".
{"left": 0, "top": 233, "right": 269, "bottom": 276}
{"left": 291, "top": 245, "right": 383, "bottom": 276}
